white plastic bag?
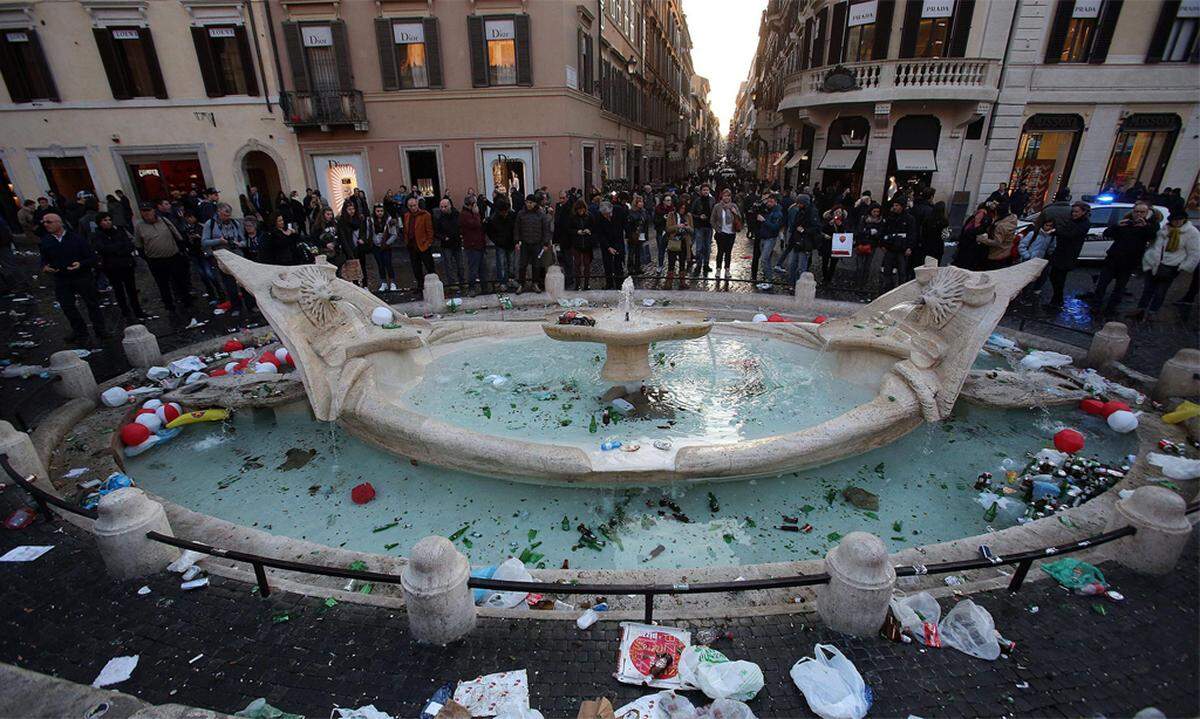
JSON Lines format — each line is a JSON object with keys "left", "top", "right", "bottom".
{"left": 654, "top": 691, "right": 698, "bottom": 719}
{"left": 697, "top": 660, "right": 764, "bottom": 702}
{"left": 678, "top": 646, "right": 728, "bottom": 688}
{"left": 480, "top": 557, "right": 533, "bottom": 609}
{"left": 889, "top": 592, "right": 942, "bottom": 645}
{"left": 700, "top": 699, "right": 757, "bottom": 719}
{"left": 1018, "top": 350, "right": 1073, "bottom": 371}
{"left": 789, "top": 644, "right": 871, "bottom": 719}
{"left": 494, "top": 702, "right": 544, "bottom": 719}
{"left": 1148, "top": 452, "right": 1200, "bottom": 480}
{"left": 939, "top": 599, "right": 1000, "bottom": 660}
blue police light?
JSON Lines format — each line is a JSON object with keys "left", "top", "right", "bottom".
{"left": 1095, "top": 194, "right": 1115, "bottom": 203}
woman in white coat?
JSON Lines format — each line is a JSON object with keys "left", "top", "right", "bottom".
{"left": 1134, "top": 209, "right": 1200, "bottom": 318}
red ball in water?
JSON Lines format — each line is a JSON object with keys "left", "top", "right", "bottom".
{"left": 259, "top": 352, "right": 281, "bottom": 367}
{"left": 1054, "top": 428, "right": 1085, "bottom": 454}
{"left": 222, "top": 339, "right": 244, "bottom": 353}
{"left": 119, "top": 423, "right": 152, "bottom": 447}
{"left": 1101, "top": 400, "right": 1131, "bottom": 418}
{"left": 209, "top": 368, "right": 228, "bottom": 377}
{"left": 350, "top": 483, "right": 376, "bottom": 505}
{"left": 766, "top": 313, "right": 787, "bottom": 323}
{"left": 813, "top": 315, "right": 827, "bottom": 324}
{"left": 1079, "top": 398, "right": 1105, "bottom": 415}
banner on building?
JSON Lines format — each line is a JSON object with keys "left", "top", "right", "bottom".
{"left": 393, "top": 23, "right": 424, "bottom": 44}
{"left": 849, "top": 0, "right": 878, "bottom": 26}
{"left": 302, "top": 26, "right": 332, "bottom": 47}
{"left": 1071, "top": 0, "right": 1101, "bottom": 19}
{"left": 1179, "top": 0, "right": 1200, "bottom": 17}
{"left": 921, "top": 0, "right": 954, "bottom": 18}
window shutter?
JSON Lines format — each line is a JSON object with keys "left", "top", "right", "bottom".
{"left": 141, "top": 29, "right": 168, "bottom": 99}
{"left": 577, "top": 27, "right": 584, "bottom": 88}
{"left": 331, "top": 20, "right": 353, "bottom": 91}
{"left": 898, "top": 0, "right": 922, "bottom": 58}
{"left": 467, "top": 15, "right": 487, "bottom": 87}
{"left": 281, "top": 22, "right": 309, "bottom": 92}
{"left": 191, "top": 27, "right": 222, "bottom": 97}
{"left": 424, "top": 17, "right": 443, "bottom": 87}
{"left": 93, "top": 28, "right": 131, "bottom": 99}
{"left": 27, "top": 29, "right": 58, "bottom": 101}
{"left": 1089, "top": 0, "right": 1122, "bottom": 63}
{"left": 235, "top": 26, "right": 259, "bottom": 96}
{"left": 1044, "top": 0, "right": 1074, "bottom": 64}
{"left": 810, "top": 7, "right": 827, "bottom": 67}
{"left": 827, "top": 2, "right": 847, "bottom": 64}
{"left": 948, "top": 0, "right": 975, "bottom": 57}
{"left": 374, "top": 18, "right": 398, "bottom": 90}
{"left": 802, "top": 18, "right": 813, "bottom": 69}
{"left": 514, "top": 14, "right": 532, "bottom": 86}
{"left": 872, "top": 0, "right": 895, "bottom": 60}
{"left": 1145, "top": 0, "right": 1179, "bottom": 63}
{"left": 0, "top": 35, "right": 30, "bottom": 102}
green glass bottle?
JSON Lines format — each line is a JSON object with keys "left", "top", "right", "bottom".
{"left": 589, "top": 414, "right": 598, "bottom": 434}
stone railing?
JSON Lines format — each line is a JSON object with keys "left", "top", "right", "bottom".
{"left": 783, "top": 57, "right": 1000, "bottom": 109}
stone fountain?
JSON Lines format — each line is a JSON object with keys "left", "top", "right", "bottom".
{"left": 541, "top": 277, "right": 712, "bottom": 395}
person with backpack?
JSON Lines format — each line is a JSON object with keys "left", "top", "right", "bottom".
{"left": 663, "top": 201, "right": 693, "bottom": 290}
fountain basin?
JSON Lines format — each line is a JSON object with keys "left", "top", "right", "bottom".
{"left": 542, "top": 308, "right": 712, "bottom": 384}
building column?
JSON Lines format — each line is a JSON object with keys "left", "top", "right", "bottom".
{"left": 863, "top": 111, "right": 893, "bottom": 200}
{"left": 1070, "top": 105, "right": 1122, "bottom": 196}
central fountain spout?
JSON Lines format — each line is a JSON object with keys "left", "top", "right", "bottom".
{"left": 621, "top": 276, "right": 634, "bottom": 322}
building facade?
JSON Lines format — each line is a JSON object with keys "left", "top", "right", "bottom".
{"left": 739, "top": 0, "right": 1199, "bottom": 217}
{"left": 0, "top": 0, "right": 304, "bottom": 227}
{"left": 264, "top": 0, "right": 708, "bottom": 211}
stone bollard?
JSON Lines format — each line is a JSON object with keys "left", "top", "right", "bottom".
{"left": 817, "top": 532, "right": 896, "bottom": 636}
{"left": 121, "top": 324, "right": 162, "bottom": 369}
{"left": 1084, "top": 322, "right": 1131, "bottom": 370}
{"left": 49, "top": 350, "right": 98, "bottom": 402}
{"left": 94, "top": 488, "right": 179, "bottom": 580}
{"left": 0, "top": 420, "right": 49, "bottom": 486}
{"left": 923, "top": 257, "right": 938, "bottom": 268}
{"left": 423, "top": 273, "right": 445, "bottom": 316}
{"left": 1104, "top": 486, "right": 1191, "bottom": 575}
{"left": 1153, "top": 348, "right": 1200, "bottom": 402}
{"left": 794, "top": 272, "right": 816, "bottom": 308}
{"left": 544, "top": 265, "right": 565, "bottom": 299}
{"left": 401, "top": 535, "right": 476, "bottom": 644}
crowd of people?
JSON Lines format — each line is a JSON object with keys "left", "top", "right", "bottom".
{"left": 2, "top": 168, "right": 1197, "bottom": 344}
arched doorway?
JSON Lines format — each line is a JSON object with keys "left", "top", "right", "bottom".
{"left": 819, "top": 116, "right": 870, "bottom": 197}
{"left": 242, "top": 150, "right": 282, "bottom": 208}
{"left": 1008, "top": 114, "right": 1083, "bottom": 214}
{"left": 887, "top": 115, "right": 941, "bottom": 201}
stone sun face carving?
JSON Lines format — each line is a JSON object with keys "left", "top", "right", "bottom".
{"left": 913, "top": 266, "right": 969, "bottom": 329}
{"left": 272, "top": 265, "right": 343, "bottom": 329}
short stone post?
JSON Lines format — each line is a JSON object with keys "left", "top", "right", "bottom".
{"left": 922, "top": 257, "right": 938, "bottom": 268}
{"left": 817, "top": 532, "right": 896, "bottom": 636}
{"left": 1084, "top": 322, "right": 1131, "bottom": 370}
{"left": 49, "top": 350, "right": 98, "bottom": 402}
{"left": 1104, "top": 486, "right": 1191, "bottom": 575}
{"left": 93, "top": 488, "right": 179, "bottom": 580}
{"left": 794, "top": 272, "right": 816, "bottom": 308}
{"left": 121, "top": 324, "right": 162, "bottom": 369}
{"left": 423, "top": 273, "right": 445, "bottom": 316}
{"left": 544, "top": 265, "right": 565, "bottom": 299}
{"left": 0, "top": 420, "right": 49, "bottom": 486}
{"left": 1153, "top": 348, "right": 1200, "bottom": 402}
{"left": 401, "top": 535, "right": 476, "bottom": 644}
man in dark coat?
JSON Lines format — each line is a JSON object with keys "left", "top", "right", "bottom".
{"left": 39, "top": 213, "right": 107, "bottom": 342}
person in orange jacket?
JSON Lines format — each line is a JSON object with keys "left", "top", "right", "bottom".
{"left": 403, "top": 195, "right": 435, "bottom": 295}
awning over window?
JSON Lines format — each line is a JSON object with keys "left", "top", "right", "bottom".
{"left": 784, "top": 153, "right": 807, "bottom": 168}
{"left": 772, "top": 152, "right": 791, "bottom": 167}
{"left": 818, "top": 149, "right": 861, "bottom": 170}
{"left": 894, "top": 149, "right": 937, "bottom": 172}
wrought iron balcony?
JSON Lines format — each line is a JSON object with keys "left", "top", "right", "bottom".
{"left": 280, "top": 90, "right": 368, "bottom": 131}
{"left": 779, "top": 57, "right": 1001, "bottom": 111}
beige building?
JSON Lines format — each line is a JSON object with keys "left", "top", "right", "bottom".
{"left": 0, "top": 0, "right": 304, "bottom": 223}
{"left": 741, "top": 0, "right": 1198, "bottom": 215}
{"left": 265, "top": 0, "right": 707, "bottom": 211}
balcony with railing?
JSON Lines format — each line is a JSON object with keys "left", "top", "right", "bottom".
{"left": 280, "top": 90, "right": 368, "bottom": 131}
{"left": 779, "top": 57, "right": 1001, "bottom": 111}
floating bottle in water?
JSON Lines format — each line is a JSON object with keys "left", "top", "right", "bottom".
{"left": 600, "top": 440, "right": 622, "bottom": 451}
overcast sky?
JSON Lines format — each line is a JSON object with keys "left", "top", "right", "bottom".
{"left": 683, "top": 0, "right": 768, "bottom": 136}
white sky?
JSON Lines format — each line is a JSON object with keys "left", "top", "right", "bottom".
{"left": 683, "top": 0, "right": 769, "bottom": 136}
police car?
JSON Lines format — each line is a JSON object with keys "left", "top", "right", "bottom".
{"left": 1014, "top": 195, "right": 1170, "bottom": 262}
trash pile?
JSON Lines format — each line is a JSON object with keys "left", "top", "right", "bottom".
{"left": 115, "top": 398, "right": 230, "bottom": 458}
{"left": 556, "top": 310, "right": 596, "bottom": 327}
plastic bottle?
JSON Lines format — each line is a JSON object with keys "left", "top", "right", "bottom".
{"left": 600, "top": 440, "right": 622, "bottom": 451}
{"left": 576, "top": 608, "right": 599, "bottom": 629}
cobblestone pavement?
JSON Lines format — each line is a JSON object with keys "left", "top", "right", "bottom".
{"left": 0, "top": 501, "right": 1195, "bottom": 719}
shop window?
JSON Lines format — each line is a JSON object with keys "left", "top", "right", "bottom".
{"left": 913, "top": 16, "right": 951, "bottom": 57}
{"left": 40, "top": 156, "right": 95, "bottom": 201}
{"left": 900, "top": 0, "right": 974, "bottom": 58}
{"left": 282, "top": 22, "right": 354, "bottom": 95}
{"left": 192, "top": 25, "right": 259, "bottom": 97}
{"left": 845, "top": 1, "right": 878, "bottom": 62}
{"left": 93, "top": 26, "right": 167, "bottom": 99}
{"left": 0, "top": 29, "right": 58, "bottom": 102}
{"left": 1147, "top": 0, "right": 1200, "bottom": 63}
{"left": 1045, "top": 0, "right": 1122, "bottom": 64}
{"left": 1103, "top": 114, "right": 1181, "bottom": 192}
{"left": 1008, "top": 114, "right": 1083, "bottom": 214}
{"left": 375, "top": 18, "right": 443, "bottom": 90}
{"left": 468, "top": 14, "right": 531, "bottom": 87}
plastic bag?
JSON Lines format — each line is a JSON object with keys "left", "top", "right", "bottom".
{"left": 480, "top": 557, "right": 533, "bottom": 608}
{"left": 494, "top": 703, "right": 544, "bottom": 719}
{"left": 696, "top": 661, "right": 764, "bottom": 702}
{"left": 700, "top": 699, "right": 757, "bottom": 719}
{"left": 1148, "top": 452, "right": 1200, "bottom": 480}
{"left": 678, "top": 646, "right": 728, "bottom": 688}
{"left": 789, "top": 644, "right": 871, "bottom": 719}
{"left": 938, "top": 600, "right": 1000, "bottom": 661}
{"left": 1018, "top": 350, "right": 1073, "bottom": 371}
{"left": 889, "top": 592, "right": 942, "bottom": 646}
{"left": 655, "top": 692, "right": 698, "bottom": 719}
{"left": 1040, "top": 558, "right": 1107, "bottom": 591}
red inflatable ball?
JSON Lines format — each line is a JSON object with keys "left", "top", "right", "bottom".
{"left": 259, "top": 351, "right": 281, "bottom": 367}
{"left": 766, "top": 313, "right": 787, "bottom": 323}
{"left": 156, "top": 402, "right": 182, "bottom": 423}
{"left": 1054, "top": 428, "right": 1086, "bottom": 454}
{"left": 119, "top": 423, "right": 152, "bottom": 447}
{"left": 1079, "top": 398, "right": 1105, "bottom": 415}
{"left": 813, "top": 315, "right": 828, "bottom": 324}
{"left": 222, "top": 339, "right": 245, "bottom": 353}
{"left": 136, "top": 407, "right": 156, "bottom": 417}
{"left": 1100, "top": 400, "right": 1131, "bottom": 418}
{"left": 209, "top": 368, "right": 228, "bottom": 377}
{"left": 350, "top": 482, "right": 376, "bottom": 505}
